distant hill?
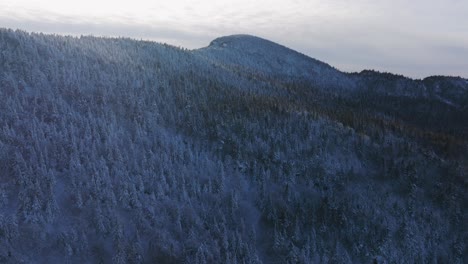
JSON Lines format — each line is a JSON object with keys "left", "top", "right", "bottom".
{"left": 0, "top": 28, "right": 466, "bottom": 263}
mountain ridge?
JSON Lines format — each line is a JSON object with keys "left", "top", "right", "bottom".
{"left": 202, "top": 34, "right": 467, "bottom": 81}
{"left": 195, "top": 34, "right": 468, "bottom": 105}
{"left": 0, "top": 28, "right": 466, "bottom": 263}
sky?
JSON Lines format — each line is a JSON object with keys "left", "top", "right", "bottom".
{"left": 1, "top": 0, "right": 467, "bottom": 78}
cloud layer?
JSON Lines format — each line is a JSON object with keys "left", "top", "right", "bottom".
{"left": 1, "top": 0, "right": 467, "bottom": 78}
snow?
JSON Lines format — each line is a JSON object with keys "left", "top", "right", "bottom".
{"left": 434, "top": 94, "right": 459, "bottom": 108}
{"left": 0, "top": 29, "right": 465, "bottom": 263}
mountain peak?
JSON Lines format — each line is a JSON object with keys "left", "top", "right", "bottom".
{"left": 208, "top": 34, "right": 273, "bottom": 48}
{"left": 207, "top": 34, "right": 305, "bottom": 59}
{"left": 200, "top": 34, "right": 343, "bottom": 81}
{"left": 198, "top": 34, "right": 356, "bottom": 90}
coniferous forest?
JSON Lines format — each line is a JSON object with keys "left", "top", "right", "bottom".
{"left": 0, "top": 29, "right": 466, "bottom": 263}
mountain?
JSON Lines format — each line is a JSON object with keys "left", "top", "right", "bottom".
{"left": 196, "top": 34, "right": 358, "bottom": 93}
{"left": 200, "top": 35, "right": 468, "bottom": 149}
{"left": 198, "top": 35, "right": 341, "bottom": 77}
{"left": 0, "top": 29, "right": 466, "bottom": 263}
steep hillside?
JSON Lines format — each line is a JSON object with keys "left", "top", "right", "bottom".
{"left": 196, "top": 35, "right": 468, "bottom": 148}
{"left": 195, "top": 34, "right": 356, "bottom": 90}
{"left": 350, "top": 71, "right": 468, "bottom": 144}
{"left": 0, "top": 29, "right": 466, "bottom": 263}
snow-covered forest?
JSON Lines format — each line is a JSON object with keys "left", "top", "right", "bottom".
{"left": 0, "top": 29, "right": 466, "bottom": 263}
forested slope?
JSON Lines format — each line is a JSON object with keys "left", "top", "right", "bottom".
{"left": 0, "top": 29, "right": 466, "bottom": 263}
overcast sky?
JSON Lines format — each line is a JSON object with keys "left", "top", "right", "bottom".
{"left": 1, "top": 0, "right": 467, "bottom": 78}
